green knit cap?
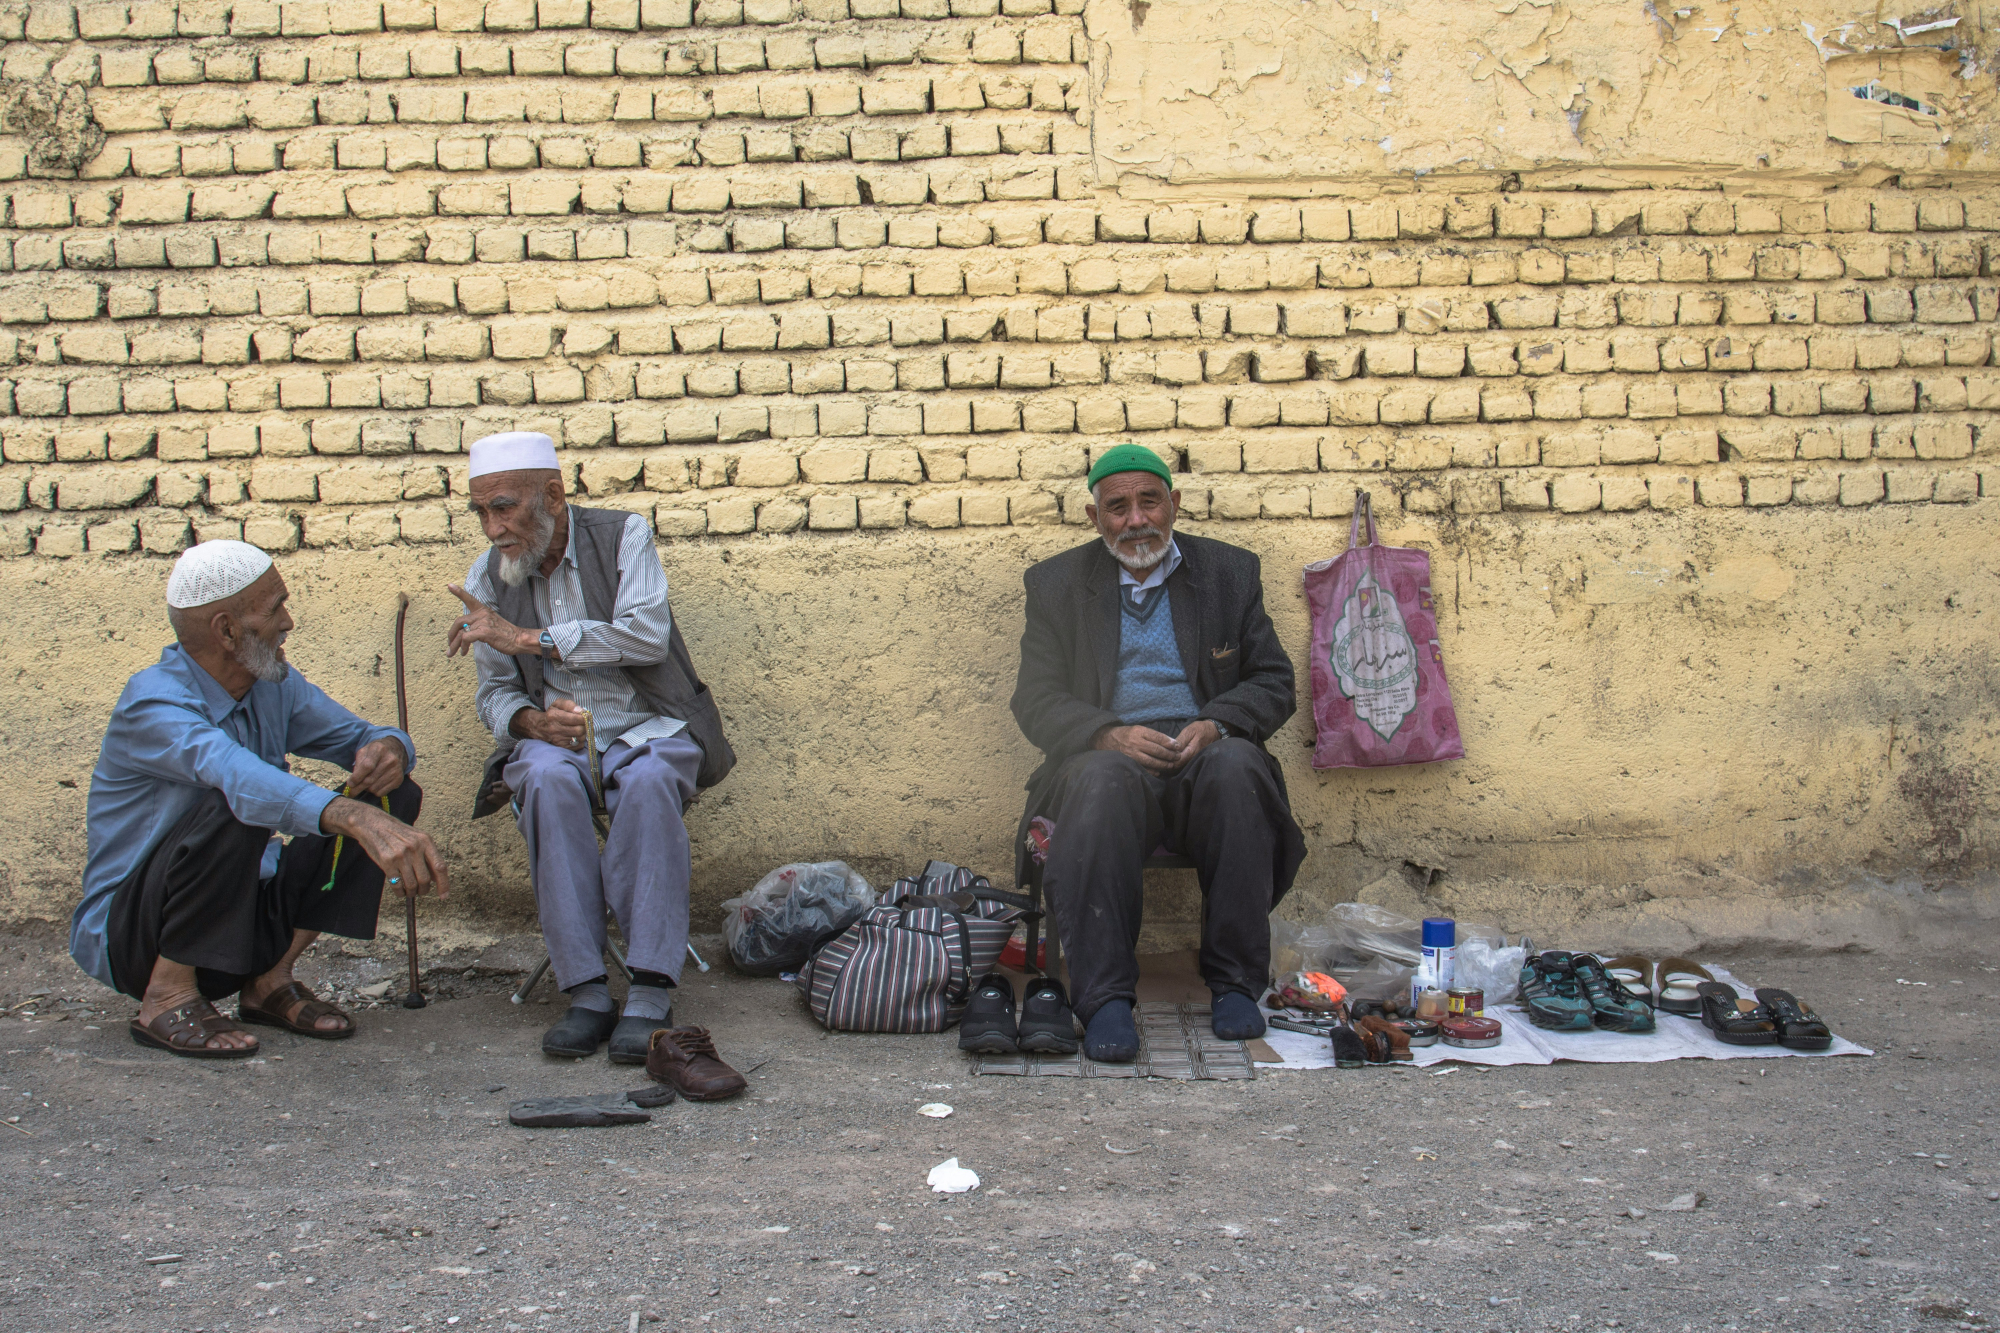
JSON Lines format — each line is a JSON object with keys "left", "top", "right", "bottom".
{"left": 1086, "top": 443, "right": 1174, "bottom": 492}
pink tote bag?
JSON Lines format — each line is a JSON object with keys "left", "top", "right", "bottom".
{"left": 1303, "top": 491, "right": 1465, "bottom": 769}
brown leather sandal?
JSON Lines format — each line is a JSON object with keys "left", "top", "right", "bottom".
{"left": 129, "top": 1000, "right": 259, "bottom": 1060}
{"left": 238, "top": 980, "right": 357, "bottom": 1040}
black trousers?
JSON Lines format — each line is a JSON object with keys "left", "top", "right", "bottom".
{"left": 105, "top": 781, "right": 424, "bottom": 1002}
{"left": 1042, "top": 736, "right": 1297, "bottom": 1021}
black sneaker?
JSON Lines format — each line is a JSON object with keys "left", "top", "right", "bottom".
{"left": 957, "top": 973, "right": 1019, "bottom": 1054}
{"left": 1017, "top": 976, "right": 1080, "bottom": 1055}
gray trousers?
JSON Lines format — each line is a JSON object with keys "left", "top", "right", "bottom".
{"left": 508, "top": 733, "right": 702, "bottom": 991}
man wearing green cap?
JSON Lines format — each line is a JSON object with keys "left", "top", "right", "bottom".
{"left": 1007, "top": 444, "right": 1306, "bottom": 1062}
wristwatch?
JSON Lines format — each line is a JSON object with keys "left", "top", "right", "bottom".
{"left": 1210, "top": 719, "right": 1233, "bottom": 740}
{"left": 538, "top": 629, "right": 556, "bottom": 656}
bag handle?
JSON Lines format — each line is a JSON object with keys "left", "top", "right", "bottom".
{"left": 943, "top": 912, "right": 976, "bottom": 1006}
{"left": 1347, "top": 490, "right": 1377, "bottom": 551}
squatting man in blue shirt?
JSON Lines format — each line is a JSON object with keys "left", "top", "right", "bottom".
{"left": 73, "top": 540, "right": 445, "bottom": 1059}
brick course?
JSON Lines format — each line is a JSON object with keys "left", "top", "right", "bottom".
{"left": 0, "top": 0, "right": 1993, "bottom": 555}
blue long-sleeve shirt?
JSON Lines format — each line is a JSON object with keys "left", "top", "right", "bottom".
{"left": 71, "top": 645, "right": 414, "bottom": 989}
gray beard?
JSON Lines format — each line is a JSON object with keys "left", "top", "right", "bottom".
{"left": 1103, "top": 527, "right": 1169, "bottom": 573}
{"left": 237, "top": 631, "right": 289, "bottom": 684}
{"left": 497, "top": 500, "right": 558, "bottom": 588}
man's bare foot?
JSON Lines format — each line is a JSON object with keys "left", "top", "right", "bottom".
{"left": 136, "top": 984, "right": 257, "bottom": 1053}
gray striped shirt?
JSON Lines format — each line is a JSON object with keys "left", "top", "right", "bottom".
{"left": 464, "top": 510, "right": 686, "bottom": 752}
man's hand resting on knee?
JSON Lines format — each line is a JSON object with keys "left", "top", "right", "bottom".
{"left": 1092, "top": 719, "right": 1223, "bottom": 774}
{"left": 509, "top": 699, "right": 590, "bottom": 752}
{"left": 322, "top": 797, "right": 449, "bottom": 899}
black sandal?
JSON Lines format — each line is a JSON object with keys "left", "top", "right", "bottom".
{"left": 1694, "top": 981, "right": 1780, "bottom": 1046}
{"left": 1754, "top": 988, "right": 1832, "bottom": 1051}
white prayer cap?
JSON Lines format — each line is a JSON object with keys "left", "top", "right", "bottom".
{"left": 166, "top": 539, "right": 274, "bottom": 609}
{"left": 468, "top": 431, "right": 559, "bottom": 479}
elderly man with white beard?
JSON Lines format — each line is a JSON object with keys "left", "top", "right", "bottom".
{"left": 447, "top": 433, "right": 742, "bottom": 1094}
{"left": 75, "top": 540, "right": 442, "bottom": 1059}
{"left": 1002, "top": 444, "right": 1307, "bottom": 1064}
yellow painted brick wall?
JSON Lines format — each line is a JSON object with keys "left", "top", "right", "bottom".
{"left": 0, "top": 0, "right": 1995, "bottom": 946}
{"left": 0, "top": 0, "right": 1991, "bottom": 560}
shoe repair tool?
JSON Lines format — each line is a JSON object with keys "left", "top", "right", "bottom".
{"left": 395, "top": 593, "right": 426, "bottom": 1012}
{"left": 1441, "top": 1013, "right": 1503, "bottom": 1048}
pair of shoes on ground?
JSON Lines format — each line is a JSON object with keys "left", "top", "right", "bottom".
{"left": 959, "top": 974, "right": 1081, "bottom": 1056}
{"left": 543, "top": 1005, "right": 674, "bottom": 1063}
{"left": 959, "top": 980, "right": 1268, "bottom": 1063}
{"left": 1695, "top": 981, "right": 1831, "bottom": 1051}
{"left": 1517, "top": 950, "right": 1655, "bottom": 1033}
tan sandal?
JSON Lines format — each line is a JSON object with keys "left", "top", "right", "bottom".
{"left": 129, "top": 1000, "right": 259, "bottom": 1060}
{"left": 238, "top": 980, "right": 356, "bottom": 1040}
{"left": 1600, "top": 955, "right": 1656, "bottom": 1005}
{"left": 1656, "top": 957, "right": 1713, "bottom": 1016}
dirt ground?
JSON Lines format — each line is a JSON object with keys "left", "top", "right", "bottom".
{"left": 1, "top": 924, "right": 1996, "bottom": 1333}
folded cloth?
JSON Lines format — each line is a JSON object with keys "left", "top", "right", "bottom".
{"left": 508, "top": 1084, "right": 676, "bottom": 1127}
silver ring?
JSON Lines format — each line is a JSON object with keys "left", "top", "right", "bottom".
{"left": 388, "top": 877, "right": 401, "bottom": 885}
{"left": 461, "top": 623, "right": 470, "bottom": 631}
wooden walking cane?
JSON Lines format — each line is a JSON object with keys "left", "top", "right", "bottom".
{"left": 395, "top": 593, "right": 427, "bottom": 1011}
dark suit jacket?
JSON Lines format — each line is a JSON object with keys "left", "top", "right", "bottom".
{"left": 1008, "top": 531, "right": 1306, "bottom": 895}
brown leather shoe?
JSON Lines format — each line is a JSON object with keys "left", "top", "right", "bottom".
{"left": 644, "top": 1025, "right": 748, "bottom": 1101}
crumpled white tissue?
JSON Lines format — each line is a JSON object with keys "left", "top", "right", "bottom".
{"left": 927, "top": 1157, "right": 979, "bottom": 1193}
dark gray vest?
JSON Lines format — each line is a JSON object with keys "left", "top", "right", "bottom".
{"left": 471, "top": 506, "right": 734, "bottom": 818}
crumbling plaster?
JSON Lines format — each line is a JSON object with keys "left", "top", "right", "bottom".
{"left": 1088, "top": 0, "right": 2000, "bottom": 189}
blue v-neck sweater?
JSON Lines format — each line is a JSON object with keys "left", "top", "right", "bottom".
{"left": 1109, "top": 584, "right": 1200, "bottom": 728}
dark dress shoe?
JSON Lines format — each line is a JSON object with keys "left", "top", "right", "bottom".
{"left": 645, "top": 1026, "right": 748, "bottom": 1101}
{"left": 542, "top": 1005, "right": 619, "bottom": 1059}
{"left": 608, "top": 1014, "right": 671, "bottom": 1064}
{"left": 1016, "top": 977, "right": 1078, "bottom": 1055}
{"left": 958, "top": 973, "right": 1019, "bottom": 1054}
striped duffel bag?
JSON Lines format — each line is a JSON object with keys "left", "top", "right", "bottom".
{"left": 796, "top": 870, "right": 1033, "bottom": 1033}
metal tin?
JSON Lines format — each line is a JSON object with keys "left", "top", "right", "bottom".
{"left": 1392, "top": 1018, "right": 1441, "bottom": 1048}
{"left": 1447, "top": 987, "right": 1485, "bottom": 1017}
{"left": 1441, "top": 1014, "right": 1503, "bottom": 1048}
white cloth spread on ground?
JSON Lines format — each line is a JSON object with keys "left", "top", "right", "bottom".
{"left": 1256, "top": 967, "right": 1872, "bottom": 1070}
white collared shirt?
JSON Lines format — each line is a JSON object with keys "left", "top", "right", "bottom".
{"left": 1117, "top": 538, "right": 1183, "bottom": 604}
{"left": 463, "top": 512, "right": 686, "bottom": 752}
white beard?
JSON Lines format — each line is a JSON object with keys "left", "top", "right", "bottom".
{"left": 1103, "top": 526, "right": 1169, "bottom": 573}
{"left": 498, "top": 499, "right": 558, "bottom": 587}
{"left": 236, "top": 630, "right": 289, "bottom": 684}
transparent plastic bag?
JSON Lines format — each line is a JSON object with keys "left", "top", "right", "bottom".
{"left": 1325, "top": 902, "right": 1423, "bottom": 967}
{"left": 1453, "top": 936, "right": 1525, "bottom": 1004}
{"left": 721, "top": 861, "right": 875, "bottom": 976}
{"left": 1269, "top": 917, "right": 1341, "bottom": 977}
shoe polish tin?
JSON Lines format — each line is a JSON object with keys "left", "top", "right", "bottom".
{"left": 1446, "top": 987, "right": 1485, "bottom": 1017}
{"left": 1392, "top": 1018, "right": 1440, "bottom": 1048}
{"left": 1441, "top": 1015, "right": 1503, "bottom": 1048}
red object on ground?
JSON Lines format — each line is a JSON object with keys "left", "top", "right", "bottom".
{"left": 998, "top": 934, "right": 1046, "bottom": 971}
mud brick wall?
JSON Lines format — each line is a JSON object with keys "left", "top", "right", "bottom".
{"left": 0, "top": 0, "right": 1992, "bottom": 557}
{"left": 0, "top": 0, "right": 1996, "bottom": 939}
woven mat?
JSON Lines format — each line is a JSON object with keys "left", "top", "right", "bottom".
{"left": 973, "top": 1002, "right": 1255, "bottom": 1080}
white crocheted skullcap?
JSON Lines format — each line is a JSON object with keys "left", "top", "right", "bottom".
{"left": 468, "top": 431, "right": 559, "bottom": 479}
{"left": 166, "top": 539, "right": 274, "bottom": 609}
